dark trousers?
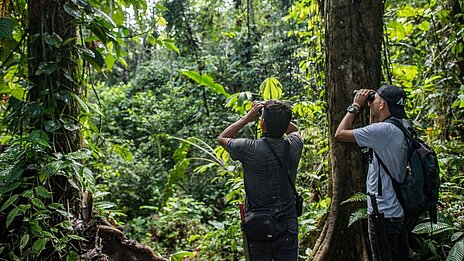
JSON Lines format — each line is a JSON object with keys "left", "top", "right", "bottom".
{"left": 368, "top": 216, "right": 411, "bottom": 261}
{"left": 249, "top": 231, "right": 298, "bottom": 261}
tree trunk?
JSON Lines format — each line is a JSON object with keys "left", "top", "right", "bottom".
{"left": 24, "top": 1, "right": 163, "bottom": 260}
{"left": 312, "top": 1, "right": 383, "bottom": 260}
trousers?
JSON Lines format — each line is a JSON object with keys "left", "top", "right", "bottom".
{"left": 368, "top": 216, "right": 411, "bottom": 261}
{"left": 249, "top": 231, "right": 298, "bottom": 261}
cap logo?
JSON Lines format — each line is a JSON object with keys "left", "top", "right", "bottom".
{"left": 397, "top": 97, "right": 406, "bottom": 106}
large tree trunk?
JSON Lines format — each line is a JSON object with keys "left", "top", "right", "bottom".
{"left": 24, "top": 1, "right": 163, "bottom": 260}
{"left": 312, "top": 1, "right": 383, "bottom": 260}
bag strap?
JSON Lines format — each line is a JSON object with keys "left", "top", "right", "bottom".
{"left": 262, "top": 138, "right": 297, "bottom": 196}
{"left": 373, "top": 151, "right": 406, "bottom": 209}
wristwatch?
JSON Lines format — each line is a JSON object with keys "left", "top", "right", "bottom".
{"left": 346, "top": 104, "right": 359, "bottom": 114}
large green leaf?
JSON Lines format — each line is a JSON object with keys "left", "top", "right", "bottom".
{"left": 181, "top": 70, "right": 202, "bottom": 84}
{"left": 0, "top": 18, "right": 13, "bottom": 40}
{"left": 259, "top": 77, "right": 283, "bottom": 100}
{"left": 413, "top": 221, "right": 455, "bottom": 235}
{"left": 446, "top": 239, "right": 464, "bottom": 261}
{"left": 82, "top": 47, "right": 105, "bottom": 72}
{"left": 0, "top": 195, "right": 19, "bottom": 212}
{"left": 6, "top": 206, "right": 22, "bottom": 228}
{"left": 31, "top": 238, "right": 48, "bottom": 256}
{"left": 42, "top": 32, "right": 63, "bottom": 48}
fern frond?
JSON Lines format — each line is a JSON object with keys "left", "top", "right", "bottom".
{"left": 341, "top": 192, "right": 366, "bottom": 205}
{"left": 413, "top": 221, "right": 456, "bottom": 235}
{"left": 445, "top": 239, "right": 464, "bottom": 261}
{"left": 348, "top": 208, "right": 368, "bottom": 227}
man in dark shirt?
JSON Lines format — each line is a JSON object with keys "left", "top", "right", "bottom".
{"left": 218, "top": 100, "right": 303, "bottom": 260}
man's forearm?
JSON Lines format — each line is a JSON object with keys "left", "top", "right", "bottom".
{"left": 285, "top": 122, "right": 299, "bottom": 135}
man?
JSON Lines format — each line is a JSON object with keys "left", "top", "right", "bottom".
{"left": 218, "top": 100, "right": 303, "bottom": 260}
{"left": 334, "top": 84, "right": 411, "bottom": 261}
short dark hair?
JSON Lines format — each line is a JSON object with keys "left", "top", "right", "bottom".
{"left": 262, "top": 100, "right": 292, "bottom": 138}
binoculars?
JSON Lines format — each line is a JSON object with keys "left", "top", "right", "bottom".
{"left": 353, "top": 90, "right": 375, "bottom": 102}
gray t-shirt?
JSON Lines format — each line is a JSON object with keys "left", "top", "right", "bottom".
{"left": 353, "top": 121, "right": 409, "bottom": 218}
{"left": 228, "top": 134, "right": 303, "bottom": 232}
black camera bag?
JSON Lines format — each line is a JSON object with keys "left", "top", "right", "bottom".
{"left": 243, "top": 207, "right": 286, "bottom": 242}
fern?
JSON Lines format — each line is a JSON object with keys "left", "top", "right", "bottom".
{"left": 341, "top": 192, "right": 366, "bottom": 205}
{"left": 348, "top": 208, "right": 368, "bottom": 227}
{"left": 446, "top": 239, "right": 464, "bottom": 261}
{"left": 413, "top": 221, "right": 456, "bottom": 235}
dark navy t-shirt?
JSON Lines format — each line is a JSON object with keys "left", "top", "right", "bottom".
{"left": 228, "top": 134, "right": 303, "bottom": 233}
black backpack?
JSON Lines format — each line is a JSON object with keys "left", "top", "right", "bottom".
{"left": 374, "top": 117, "right": 440, "bottom": 231}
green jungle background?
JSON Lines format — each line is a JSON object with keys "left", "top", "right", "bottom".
{"left": 0, "top": 0, "right": 463, "bottom": 260}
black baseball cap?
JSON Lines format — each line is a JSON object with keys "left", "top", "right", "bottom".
{"left": 377, "top": 84, "right": 407, "bottom": 118}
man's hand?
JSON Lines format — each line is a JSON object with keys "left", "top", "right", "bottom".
{"left": 243, "top": 101, "right": 264, "bottom": 123}
{"left": 218, "top": 100, "right": 264, "bottom": 150}
{"left": 353, "top": 88, "right": 374, "bottom": 109}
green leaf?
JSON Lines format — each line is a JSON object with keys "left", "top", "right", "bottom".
{"left": 66, "top": 149, "right": 91, "bottom": 160}
{"left": 341, "top": 192, "right": 367, "bottom": 205}
{"left": 111, "top": 144, "right": 133, "bottom": 161}
{"left": 31, "top": 238, "right": 48, "bottom": 256}
{"left": 32, "top": 198, "right": 46, "bottom": 209}
{"left": 0, "top": 18, "right": 13, "bottom": 40}
{"left": 446, "top": 239, "right": 464, "bottom": 261}
{"left": 19, "top": 234, "right": 29, "bottom": 252}
{"left": 105, "top": 54, "right": 115, "bottom": 70}
{"left": 22, "top": 190, "right": 34, "bottom": 199}
{"left": 164, "top": 41, "right": 180, "bottom": 55}
{"left": 181, "top": 70, "right": 202, "bottom": 84}
{"left": 5, "top": 165, "right": 24, "bottom": 183}
{"left": 6, "top": 207, "right": 22, "bottom": 228}
{"left": 0, "top": 195, "right": 19, "bottom": 212}
{"left": 171, "top": 251, "right": 196, "bottom": 261}
{"left": 61, "top": 117, "right": 80, "bottom": 131}
{"left": 66, "top": 251, "right": 79, "bottom": 261}
{"left": 42, "top": 32, "right": 63, "bottom": 48}
{"left": 418, "top": 21, "right": 430, "bottom": 31}
{"left": 71, "top": 93, "right": 89, "bottom": 113}
{"left": 39, "top": 160, "right": 65, "bottom": 182}
{"left": 94, "top": 201, "right": 116, "bottom": 209}
{"left": 29, "top": 102, "right": 44, "bottom": 118}
{"left": 413, "top": 221, "right": 455, "bottom": 235}
{"left": 82, "top": 48, "right": 105, "bottom": 72}
{"left": 452, "top": 232, "right": 464, "bottom": 243}
{"left": 0, "top": 181, "right": 20, "bottom": 195}
{"left": 44, "top": 119, "right": 62, "bottom": 133}
{"left": 260, "top": 77, "right": 283, "bottom": 100}
{"left": 348, "top": 208, "right": 368, "bottom": 227}
{"left": 54, "top": 91, "right": 74, "bottom": 104}
{"left": 63, "top": 2, "right": 85, "bottom": 19}
{"left": 35, "top": 62, "right": 59, "bottom": 76}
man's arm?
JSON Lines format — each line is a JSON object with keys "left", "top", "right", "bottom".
{"left": 334, "top": 112, "right": 357, "bottom": 142}
{"left": 218, "top": 101, "right": 263, "bottom": 150}
{"left": 334, "top": 89, "right": 371, "bottom": 143}
{"left": 285, "top": 122, "right": 300, "bottom": 136}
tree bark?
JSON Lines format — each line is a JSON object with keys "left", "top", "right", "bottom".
{"left": 312, "top": 0, "right": 383, "bottom": 260}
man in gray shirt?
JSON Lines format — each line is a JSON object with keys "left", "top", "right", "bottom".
{"left": 335, "top": 84, "right": 411, "bottom": 261}
{"left": 218, "top": 100, "right": 303, "bottom": 260}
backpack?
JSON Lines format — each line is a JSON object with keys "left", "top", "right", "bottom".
{"left": 375, "top": 117, "right": 440, "bottom": 231}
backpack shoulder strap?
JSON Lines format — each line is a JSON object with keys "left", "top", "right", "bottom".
{"left": 385, "top": 118, "right": 419, "bottom": 147}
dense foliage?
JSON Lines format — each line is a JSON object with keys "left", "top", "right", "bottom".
{"left": 0, "top": 0, "right": 463, "bottom": 260}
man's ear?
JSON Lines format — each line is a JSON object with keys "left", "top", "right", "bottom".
{"left": 260, "top": 117, "right": 266, "bottom": 130}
